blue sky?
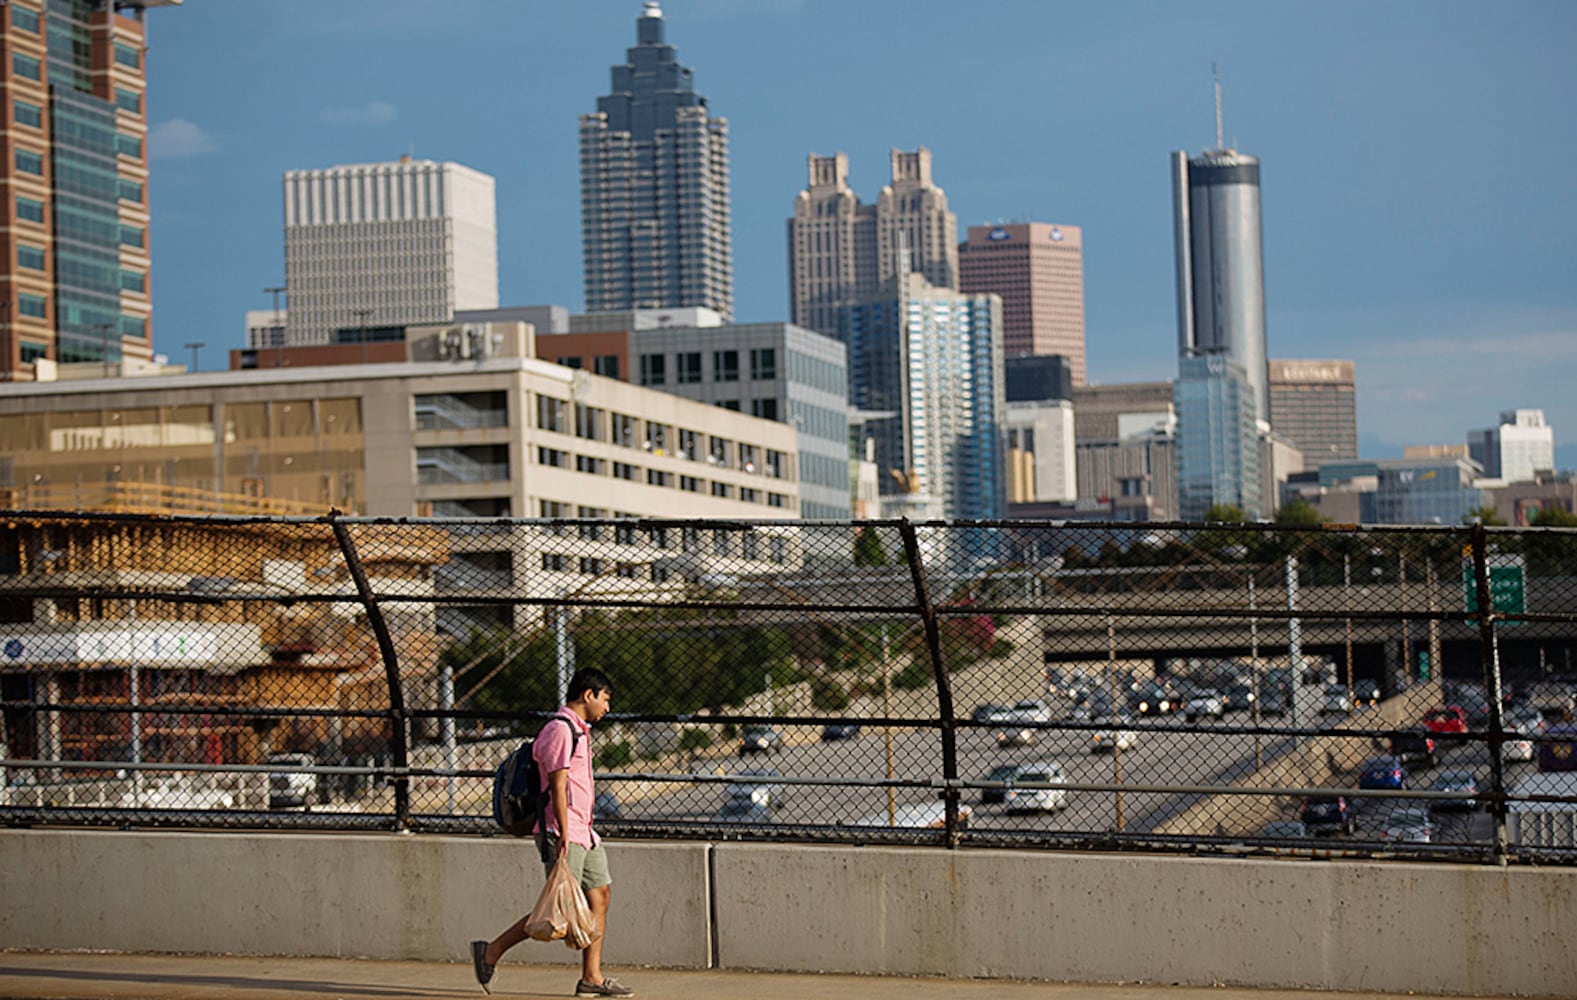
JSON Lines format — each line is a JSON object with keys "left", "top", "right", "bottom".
{"left": 145, "top": 1, "right": 1577, "bottom": 466}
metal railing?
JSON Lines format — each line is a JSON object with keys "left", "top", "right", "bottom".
{"left": 1, "top": 512, "right": 1575, "bottom": 864}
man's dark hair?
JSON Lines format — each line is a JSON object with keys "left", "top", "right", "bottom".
{"left": 566, "top": 667, "right": 614, "bottom": 703}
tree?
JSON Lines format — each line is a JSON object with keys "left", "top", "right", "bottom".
{"left": 1465, "top": 506, "right": 1507, "bottom": 526}
{"left": 852, "top": 525, "right": 888, "bottom": 566}
{"left": 1273, "top": 500, "right": 1324, "bottom": 525}
{"left": 1526, "top": 506, "right": 1577, "bottom": 577}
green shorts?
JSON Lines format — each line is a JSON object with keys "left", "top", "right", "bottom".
{"left": 541, "top": 834, "right": 612, "bottom": 891}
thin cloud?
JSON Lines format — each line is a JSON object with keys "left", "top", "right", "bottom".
{"left": 147, "top": 118, "right": 217, "bottom": 159}
{"left": 320, "top": 101, "right": 398, "bottom": 126}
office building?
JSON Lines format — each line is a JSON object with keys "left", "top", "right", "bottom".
{"left": 1267, "top": 359, "right": 1357, "bottom": 462}
{"left": 1005, "top": 355, "right": 1074, "bottom": 404}
{"left": 1368, "top": 456, "right": 1486, "bottom": 525}
{"left": 1468, "top": 409, "right": 1555, "bottom": 483}
{"left": 788, "top": 148, "right": 958, "bottom": 339}
{"left": 282, "top": 158, "right": 497, "bottom": 346}
{"left": 1176, "top": 354, "right": 1261, "bottom": 521}
{"left": 0, "top": 333, "right": 803, "bottom": 634}
{"left": 623, "top": 321, "right": 853, "bottom": 520}
{"left": 580, "top": 2, "right": 733, "bottom": 321}
{"left": 959, "top": 223, "right": 1087, "bottom": 384}
{"left": 1172, "top": 91, "right": 1269, "bottom": 422}
{"left": 1006, "top": 400, "right": 1076, "bottom": 504}
{"left": 1071, "top": 381, "right": 1177, "bottom": 521}
{"left": 0, "top": 0, "right": 178, "bottom": 379}
{"left": 838, "top": 274, "right": 1004, "bottom": 525}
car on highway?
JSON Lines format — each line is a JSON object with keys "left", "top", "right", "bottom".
{"left": 1422, "top": 706, "right": 1469, "bottom": 740}
{"left": 1382, "top": 806, "right": 1435, "bottom": 843}
{"left": 1502, "top": 709, "right": 1542, "bottom": 762}
{"left": 994, "top": 727, "right": 1037, "bottom": 748}
{"left": 1183, "top": 688, "right": 1225, "bottom": 722}
{"left": 1067, "top": 691, "right": 1113, "bottom": 722}
{"left": 820, "top": 722, "right": 861, "bottom": 741}
{"left": 1358, "top": 755, "right": 1408, "bottom": 790}
{"left": 1003, "top": 762, "right": 1069, "bottom": 814}
{"left": 971, "top": 703, "right": 1007, "bottom": 724}
{"left": 989, "top": 699, "right": 1053, "bottom": 725}
{"left": 1300, "top": 795, "right": 1358, "bottom": 835}
{"left": 714, "top": 791, "right": 773, "bottom": 823}
{"left": 1222, "top": 683, "right": 1257, "bottom": 712}
{"left": 1320, "top": 685, "right": 1353, "bottom": 715}
{"left": 1428, "top": 770, "right": 1481, "bottom": 811}
{"left": 593, "top": 790, "right": 623, "bottom": 821}
{"left": 738, "top": 725, "right": 782, "bottom": 755}
{"left": 1387, "top": 728, "right": 1438, "bottom": 768}
{"left": 979, "top": 763, "right": 1024, "bottom": 804}
{"left": 1258, "top": 688, "right": 1289, "bottom": 716}
{"left": 1090, "top": 715, "right": 1138, "bottom": 754}
{"left": 724, "top": 768, "right": 786, "bottom": 808}
{"left": 1260, "top": 819, "right": 1310, "bottom": 839}
{"left": 854, "top": 800, "right": 971, "bottom": 830}
{"left": 266, "top": 752, "right": 318, "bottom": 809}
{"left": 1128, "top": 681, "right": 1178, "bottom": 716}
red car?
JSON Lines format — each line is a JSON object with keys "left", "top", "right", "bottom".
{"left": 1422, "top": 705, "right": 1469, "bottom": 738}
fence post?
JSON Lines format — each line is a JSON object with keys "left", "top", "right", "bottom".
{"left": 1470, "top": 521, "right": 1509, "bottom": 865}
{"left": 897, "top": 520, "right": 960, "bottom": 847}
{"left": 327, "top": 512, "right": 411, "bottom": 832}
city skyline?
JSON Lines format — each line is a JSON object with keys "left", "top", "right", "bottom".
{"left": 142, "top": 2, "right": 1577, "bottom": 465}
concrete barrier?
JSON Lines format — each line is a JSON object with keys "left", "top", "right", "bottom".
{"left": 2, "top": 828, "right": 1574, "bottom": 996}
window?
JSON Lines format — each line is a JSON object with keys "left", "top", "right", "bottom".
{"left": 594, "top": 354, "right": 620, "bottom": 378}
{"left": 614, "top": 520, "right": 638, "bottom": 544}
{"left": 578, "top": 557, "right": 604, "bottom": 575}
{"left": 678, "top": 428, "right": 699, "bottom": 460}
{"left": 680, "top": 475, "right": 701, "bottom": 493}
{"left": 114, "top": 132, "right": 141, "bottom": 157}
{"left": 677, "top": 351, "right": 702, "bottom": 383}
{"left": 541, "top": 553, "right": 566, "bottom": 572}
{"left": 12, "top": 54, "right": 40, "bottom": 80}
{"left": 18, "top": 294, "right": 46, "bottom": 319}
{"left": 766, "top": 451, "right": 785, "bottom": 479}
{"left": 11, "top": 7, "right": 39, "bottom": 32}
{"left": 639, "top": 353, "right": 665, "bottom": 386}
{"left": 768, "top": 493, "right": 788, "bottom": 509}
{"left": 770, "top": 536, "right": 787, "bottom": 562}
{"left": 751, "top": 398, "right": 778, "bottom": 421}
{"left": 118, "top": 224, "right": 143, "bottom": 247}
{"left": 613, "top": 461, "right": 637, "bottom": 481}
{"left": 20, "top": 341, "right": 47, "bottom": 364}
{"left": 117, "top": 179, "right": 143, "bottom": 203}
{"left": 646, "top": 469, "right": 671, "bottom": 488}
{"left": 613, "top": 412, "right": 636, "bottom": 446}
{"left": 574, "top": 404, "right": 603, "bottom": 441}
{"left": 115, "top": 88, "right": 141, "bottom": 114}
{"left": 713, "top": 349, "right": 739, "bottom": 382}
{"left": 15, "top": 149, "right": 43, "bottom": 175}
{"left": 577, "top": 507, "right": 603, "bottom": 540}
{"left": 556, "top": 356, "right": 583, "bottom": 369}
{"left": 17, "top": 197, "right": 44, "bottom": 223}
{"left": 709, "top": 436, "right": 731, "bottom": 467}
{"left": 536, "top": 395, "right": 566, "bottom": 432}
{"left": 712, "top": 531, "right": 731, "bottom": 557}
{"left": 711, "top": 482, "right": 731, "bottom": 499}
{"left": 114, "top": 43, "right": 141, "bottom": 69}
{"left": 17, "top": 245, "right": 45, "bottom": 271}
{"left": 575, "top": 454, "right": 605, "bottom": 475}
{"left": 537, "top": 447, "right": 566, "bottom": 467}
{"left": 751, "top": 348, "right": 777, "bottom": 380}
{"left": 740, "top": 487, "right": 760, "bottom": 504}
{"left": 119, "top": 270, "right": 145, "bottom": 293}
{"left": 719, "top": 399, "right": 741, "bottom": 411}
{"left": 14, "top": 100, "right": 41, "bottom": 129}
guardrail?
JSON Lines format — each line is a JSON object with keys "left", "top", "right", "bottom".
{"left": 1, "top": 512, "right": 1575, "bottom": 864}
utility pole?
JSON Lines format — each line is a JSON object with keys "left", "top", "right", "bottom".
{"left": 353, "top": 308, "right": 374, "bottom": 364}
{"left": 182, "top": 341, "right": 205, "bottom": 372}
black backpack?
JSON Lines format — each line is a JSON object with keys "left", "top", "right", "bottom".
{"left": 492, "top": 716, "right": 579, "bottom": 861}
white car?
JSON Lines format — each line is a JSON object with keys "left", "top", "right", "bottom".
{"left": 1003, "top": 763, "right": 1068, "bottom": 813}
{"left": 855, "top": 800, "right": 972, "bottom": 829}
{"left": 1090, "top": 716, "right": 1138, "bottom": 753}
{"left": 1502, "top": 711, "right": 1542, "bottom": 762}
{"left": 266, "top": 753, "right": 319, "bottom": 809}
{"left": 1320, "top": 685, "right": 1353, "bottom": 714}
{"left": 1184, "top": 690, "right": 1225, "bottom": 721}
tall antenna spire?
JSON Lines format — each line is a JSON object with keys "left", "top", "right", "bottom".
{"left": 1213, "top": 60, "right": 1224, "bottom": 151}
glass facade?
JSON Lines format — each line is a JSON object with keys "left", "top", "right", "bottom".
{"left": 1176, "top": 354, "right": 1262, "bottom": 521}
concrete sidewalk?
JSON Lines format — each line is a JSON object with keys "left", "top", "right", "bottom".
{"left": 0, "top": 953, "right": 1475, "bottom": 1000}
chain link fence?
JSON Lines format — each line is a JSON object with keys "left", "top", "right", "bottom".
{"left": 3, "top": 512, "right": 1576, "bottom": 863}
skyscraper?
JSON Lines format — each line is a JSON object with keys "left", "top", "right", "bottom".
{"left": 1172, "top": 78, "right": 1268, "bottom": 422}
{"left": 788, "top": 148, "right": 957, "bottom": 339}
{"left": 1268, "top": 359, "right": 1358, "bottom": 463}
{"left": 839, "top": 273, "right": 1004, "bottom": 526}
{"left": 959, "top": 223, "right": 1087, "bottom": 385}
{"left": 1468, "top": 409, "right": 1555, "bottom": 483}
{"left": 282, "top": 158, "right": 498, "bottom": 346}
{"left": 581, "top": 2, "right": 733, "bottom": 321}
{"left": 1176, "top": 354, "right": 1261, "bottom": 521}
{"left": 1, "top": 0, "right": 176, "bottom": 379}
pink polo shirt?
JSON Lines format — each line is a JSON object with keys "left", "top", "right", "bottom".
{"left": 531, "top": 707, "right": 599, "bottom": 849}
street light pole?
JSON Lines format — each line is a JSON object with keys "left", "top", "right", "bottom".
{"left": 182, "top": 341, "right": 205, "bottom": 373}
{"left": 1344, "top": 554, "right": 1355, "bottom": 718}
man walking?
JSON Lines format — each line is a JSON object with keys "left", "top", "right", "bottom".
{"left": 472, "top": 668, "right": 634, "bottom": 997}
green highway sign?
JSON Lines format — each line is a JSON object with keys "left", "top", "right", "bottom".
{"left": 1463, "top": 556, "right": 1526, "bottom": 614}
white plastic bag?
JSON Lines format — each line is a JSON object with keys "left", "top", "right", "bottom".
{"left": 524, "top": 857, "right": 601, "bottom": 950}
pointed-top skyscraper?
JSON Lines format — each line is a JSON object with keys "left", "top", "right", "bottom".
{"left": 1172, "top": 67, "right": 1268, "bottom": 422}
{"left": 581, "top": 2, "right": 734, "bottom": 321}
